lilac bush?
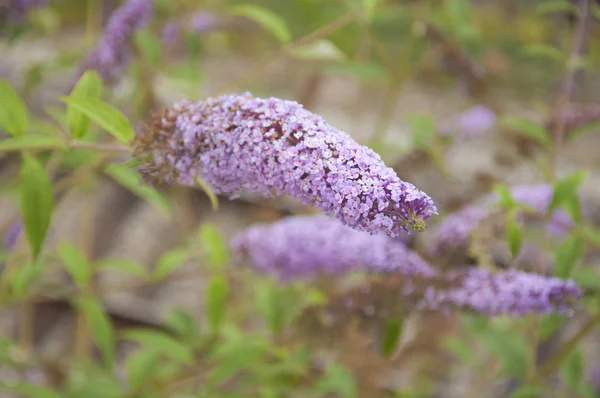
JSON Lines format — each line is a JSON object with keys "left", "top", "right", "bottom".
{"left": 134, "top": 93, "right": 438, "bottom": 236}
{"left": 231, "top": 215, "right": 434, "bottom": 281}
{"left": 76, "top": 0, "right": 153, "bottom": 83}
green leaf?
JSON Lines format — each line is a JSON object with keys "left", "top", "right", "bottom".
{"left": 563, "top": 194, "right": 582, "bottom": 223}
{"left": 408, "top": 114, "right": 437, "bottom": 149}
{"left": 20, "top": 154, "right": 54, "bottom": 260}
{"left": 4, "top": 383, "right": 61, "bottom": 398}
{"left": 121, "top": 329, "right": 193, "bottom": 364}
{"left": 255, "top": 283, "right": 286, "bottom": 334}
{"left": 539, "top": 313, "right": 565, "bottom": 340}
{"left": 104, "top": 164, "right": 170, "bottom": 215}
{"left": 153, "top": 247, "right": 188, "bottom": 280}
{"left": 97, "top": 258, "right": 147, "bottom": 278}
{"left": 67, "top": 70, "right": 102, "bottom": 139}
{"left": 380, "top": 316, "right": 404, "bottom": 357}
{"left": 314, "top": 364, "right": 356, "bottom": 398}
{"left": 230, "top": 5, "right": 291, "bottom": 43}
{"left": 57, "top": 241, "right": 92, "bottom": 287}
{"left": 506, "top": 213, "right": 523, "bottom": 258}
{"left": 9, "top": 263, "right": 39, "bottom": 298}
{"left": 126, "top": 348, "right": 161, "bottom": 389}
{"left": 134, "top": 29, "right": 162, "bottom": 67}
{"left": 0, "top": 79, "right": 28, "bottom": 136}
{"left": 363, "top": 0, "right": 378, "bottom": 22}
{"left": 560, "top": 348, "right": 583, "bottom": 392}
{"left": 493, "top": 184, "right": 515, "bottom": 209}
{"left": 501, "top": 116, "right": 551, "bottom": 146}
{"left": 164, "top": 309, "right": 199, "bottom": 342}
{"left": 476, "top": 329, "right": 529, "bottom": 379}
{"left": 555, "top": 235, "right": 584, "bottom": 279}
{"left": 206, "top": 275, "right": 229, "bottom": 333}
{"left": 199, "top": 223, "right": 228, "bottom": 269}
{"left": 570, "top": 267, "right": 600, "bottom": 290}
{"left": 521, "top": 44, "right": 565, "bottom": 62}
{"left": 195, "top": 177, "right": 219, "bottom": 211}
{"left": 549, "top": 170, "right": 588, "bottom": 214}
{"left": 60, "top": 97, "right": 134, "bottom": 144}
{"left": 0, "top": 135, "right": 66, "bottom": 152}
{"left": 325, "top": 61, "right": 390, "bottom": 82}
{"left": 442, "top": 336, "right": 479, "bottom": 367}
{"left": 76, "top": 297, "right": 115, "bottom": 368}
{"left": 510, "top": 385, "right": 552, "bottom": 398}
{"left": 285, "top": 39, "right": 346, "bottom": 61}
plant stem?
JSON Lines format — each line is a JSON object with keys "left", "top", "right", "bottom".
{"left": 529, "top": 312, "right": 600, "bottom": 383}
{"left": 69, "top": 140, "right": 131, "bottom": 153}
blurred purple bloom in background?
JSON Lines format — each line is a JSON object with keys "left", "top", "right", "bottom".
{"left": 161, "top": 19, "right": 181, "bottom": 46}
{"left": 231, "top": 215, "right": 433, "bottom": 281}
{"left": 1, "top": 0, "right": 45, "bottom": 23}
{"left": 190, "top": 10, "right": 218, "bottom": 34}
{"left": 439, "top": 105, "right": 496, "bottom": 139}
{"left": 134, "top": 93, "right": 437, "bottom": 236}
{"left": 418, "top": 268, "right": 582, "bottom": 316}
{"left": 77, "top": 0, "right": 153, "bottom": 83}
{"left": 428, "top": 183, "right": 575, "bottom": 254}
{"left": 4, "top": 220, "right": 21, "bottom": 250}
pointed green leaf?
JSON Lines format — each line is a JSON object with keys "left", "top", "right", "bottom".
{"left": 121, "top": 329, "right": 193, "bottom": 364}
{"left": 9, "top": 262, "right": 39, "bottom": 298}
{"left": 104, "top": 164, "right": 170, "bottom": 215}
{"left": 493, "top": 183, "right": 516, "bottom": 209}
{"left": 555, "top": 235, "right": 584, "bottom": 278}
{"left": 230, "top": 5, "right": 291, "bottom": 43}
{"left": 521, "top": 44, "right": 565, "bottom": 62}
{"left": 67, "top": 71, "right": 102, "bottom": 139}
{"left": 153, "top": 247, "right": 188, "bottom": 280}
{"left": 60, "top": 97, "right": 134, "bottom": 143}
{"left": 20, "top": 154, "right": 54, "bottom": 260}
{"left": 380, "top": 316, "right": 404, "bottom": 357}
{"left": 57, "top": 241, "right": 92, "bottom": 287}
{"left": 560, "top": 348, "right": 583, "bottom": 392}
{"left": 134, "top": 29, "right": 162, "bottom": 67}
{"left": 502, "top": 116, "right": 551, "bottom": 146}
{"left": 549, "top": 170, "right": 588, "bottom": 214}
{"left": 126, "top": 348, "right": 161, "bottom": 389}
{"left": 199, "top": 223, "right": 228, "bottom": 269}
{"left": 76, "top": 297, "right": 115, "bottom": 369}
{"left": 206, "top": 275, "right": 229, "bottom": 333}
{"left": 0, "top": 135, "right": 66, "bottom": 152}
{"left": 0, "top": 79, "right": 28, "bottom": 136}
{"left": 535, "top": 0, "right": 578, "bottom": 15}
{"left": 314, "top": 364, "right": 356, "bottom": 398}
{"left": 506, "top": 214, "right": 523, "bottom": 258}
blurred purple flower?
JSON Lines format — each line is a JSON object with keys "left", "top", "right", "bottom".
{"left": 588, "top": 363, "right": 600, "bottom": 393}
{"left": 428, "top": 184, "right": 575, "bottom": 254}
{"left": 76, "top": 0, "right": 153, "bottom": 83}
{"left": 418, "top": 267, "right": 581, "bottom": 316}
{"left": 231, "top": 215, "right": 433, "bottom": 281}
{"left": 5, "top": 220, "right": 21, "bottom": 250}
{"left": 190, "top": 10, "right": 218, "bottom": 34}
{"left": 2, "top": 0, "right": 45, "bottom": 23}
{"left": 134, "top": 93, "right": 437, "bottom": 236}
{"left": 440, "top": 105, "right": 496, "bottom": 139}
{"left": 161, "top": 19, "right": 181, "bottom": 46}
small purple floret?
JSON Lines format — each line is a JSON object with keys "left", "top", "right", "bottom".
{"left": 134, "top": 93, "right": 437, "bottom": 236}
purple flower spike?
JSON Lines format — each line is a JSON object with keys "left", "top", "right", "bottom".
{"left": 190, "top": 11, "right": 218, "bottom": 34}
{"left": 418, "top": 268, "right": 582, "bottom": 316}
{"left": 5, "top": 220, "right": 22, "bottom": 250}
{"left": 231, "top": 215, "right": 435, "bottom": 281}
{"left": 134, "top": 93, "right": 437, "bottom": 235}
{"left": 76, "top": 0, "right": 153, "bottom": 83}
{"left": 161, "top": 19, "right": 181, "bottom": 46}
{"left": 439, "top": 105, "right": 496, "bottom": 139}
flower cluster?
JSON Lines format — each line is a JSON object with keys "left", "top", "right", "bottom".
{"left": 418, "top": 268, "right": 582, "bottom": 316}
{"left": 76, "top": 0, "right": 153, "bottom": 83}
{"left": 233, "top": 216, "right": 582, "bottom": 316}
{"left": 134, "top": 93, "right": 437, "bottom": 236}
{"left": 428, "top": 183, "right": 575, "bottom": 254}
{"left": 231, "top": 216, "right": 433, "bottom": 281}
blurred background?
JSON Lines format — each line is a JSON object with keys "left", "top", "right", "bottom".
{"left": 1, "top": 0, "right": 600, "bottom": 397}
